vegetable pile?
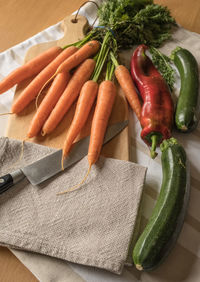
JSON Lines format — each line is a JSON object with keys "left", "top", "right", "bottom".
{"left": 0, "top": 0, "right": 177, "bottom": 171}
{"left": 130, "top": 42, "right": 198, "bottom": 269}
{"left": 0, "top": 0, "right": 199, "bottom": 270}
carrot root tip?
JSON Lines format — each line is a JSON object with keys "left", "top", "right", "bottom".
{"left": 56, "top": 164, "right": 92, "bottom": 195}
{"left": 0, "top": 112, "right": 13, "bottom": 116}
{"left": 41, "top": 130, "right": 46, "bottom": 137}
{"left": 18, "top": 138, "right": 29, "bottom": 164}
{"left": 61, "top": 155, "right": 65, "bottom": 171}
{"left": 35, "top": 73, "right": 57, "bottom": 109}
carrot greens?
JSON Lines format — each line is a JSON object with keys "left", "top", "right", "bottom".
{"left": 97, "top": 0, "right": 176, "bottom": 49}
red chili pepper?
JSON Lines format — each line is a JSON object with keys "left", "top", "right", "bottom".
{"left": 131, "top": 44, "right": 174, "bottom": 158}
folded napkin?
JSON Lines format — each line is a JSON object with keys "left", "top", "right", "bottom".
{"left": 0, "top": 137, "right": 146, "bottom": 275}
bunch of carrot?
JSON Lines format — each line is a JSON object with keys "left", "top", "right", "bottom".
{"left": 0, "top": 28, "right": 142, "bottom": 193}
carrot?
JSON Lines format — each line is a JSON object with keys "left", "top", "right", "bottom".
{"left": 27, "top": 72, "right": 71, "bottom": 138}
{"left": 56, "top": 40, "right": 100, "bottom": 74}
{"left": 42, "top": 58, "right": 96, "bottom": 136}
{"left": 61, "top": 35, "right": 110, "bottom": 161}
{"left": 87, "top": 59, "right": 117, "bottom": 168}
{"left": 110, "top": 52, "right": 142, "bottom": 120}
{"left": 11, "top": 46, "right": 78, "bottom": 114}
{"left": 62, "top": 80, "right": 98, "bottom": 159}
{"left": 0, "top": 46, "right": 62, "bottom": 95}
{"left": 34, "top": 40, "right": 100, "bottom": 105}
{"left": 57, "top": 36, "right": 115, "bottom": 195}
{"left": 114, "top": 65, "right": 142, "bottom": 120}
{"left": 88, "top": 79, "right": 117, "bottom": 167}
{"left": 57, "top": 79, "right": 116, "bottom": 195}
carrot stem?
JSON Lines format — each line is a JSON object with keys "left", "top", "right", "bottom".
{"left": 93, "top": 48, "right": 109, "bottom": 82}
{"left": 76, "top": 32, "right": 94, "bottom": 48}
{"left": 110, "top": 51, "right": 119, "bottom": 67}
{"left": 62, "top": 30, "right": 96, "bottom": 50}
{"left": 105, "top": 60, "right": 115, "bottom": 81}
{"left": 91, "top": 31, "right": 111, "bottom": 82}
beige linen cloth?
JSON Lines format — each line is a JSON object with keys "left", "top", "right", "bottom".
{"left": 0, "top": 137, "right": 147, "bottom": 275}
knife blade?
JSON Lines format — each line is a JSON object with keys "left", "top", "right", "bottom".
{"left": 0, "top": 120, "right": 128, "bottom": 194}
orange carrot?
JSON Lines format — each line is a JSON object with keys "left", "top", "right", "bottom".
{"left": 11, "top": 46, "right": 78, "bottom": 114}
{"left": 27, "top": 72, "right": 71, "bottom": 138}
{"left": 62, "top": 80, "right": 98, "bottom": 159}
{"left": 57, "top": 79, "right": 116, "bottom": 195}
{"left": 33, "top": 41, "right": 100, "bottom": 104}
{"left": 56, "top": 40, "right": 100, "bottom": 74}
{"left": 0, "top": 46, "right": 62, "bottom": 95}
{"left": 61, "top": 35, "right": 111, "bottom": 165}
{"left": 42, "top": 58, "right": 96, "bottom": 136}
{"left": 114, "top": 65, "right": 142, "bottom": 120}
{"left": 88, "top": 80, "right": 117, "bottom": 167}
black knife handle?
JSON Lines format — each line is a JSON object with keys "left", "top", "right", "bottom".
{"left": 0, "top": 174, "right": 14, "bottom": 194}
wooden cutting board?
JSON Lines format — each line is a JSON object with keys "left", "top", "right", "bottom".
{"left": 6, "top": 14, "right": 129, "bottom": 161}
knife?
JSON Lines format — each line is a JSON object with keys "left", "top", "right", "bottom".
{"left": 0, "top": 120, "right": 128, "bottom": 194}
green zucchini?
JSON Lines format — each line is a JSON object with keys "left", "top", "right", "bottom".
{"left": 172, "top": 47, "right": 199, "bottom": 132}
{"left": 132, "top": 138, "right": 187, "bottom": 271}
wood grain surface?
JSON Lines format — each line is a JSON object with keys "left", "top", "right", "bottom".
{"left": 0, "top": 1, "right": 200, "bottom": 282}
{"left": 0, "top": 0, "right": 200, "bottom": 53}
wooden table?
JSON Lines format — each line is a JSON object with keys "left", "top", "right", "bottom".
{"left": 0, "top": 1, "right": 199, "bottom": 281}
